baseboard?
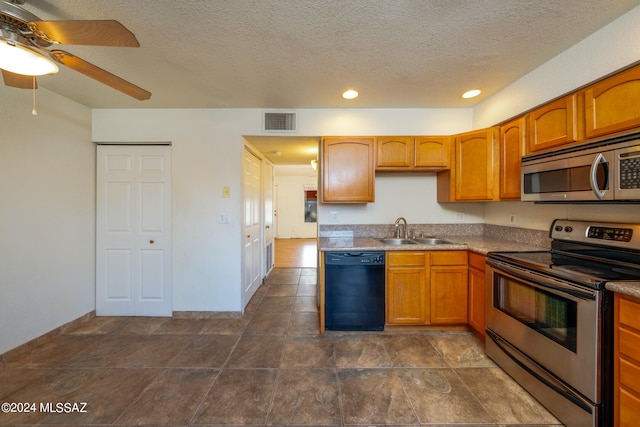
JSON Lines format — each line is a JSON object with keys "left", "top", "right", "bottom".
{"left": 172, "top": 311, "right": 242, "bottom": 319}
{"left": 0, "top": 311, "right": 95, "bottom": 364}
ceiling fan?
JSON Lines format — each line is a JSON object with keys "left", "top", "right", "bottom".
{"left": 0, "top": 0, "right": 150, "bottom": 100}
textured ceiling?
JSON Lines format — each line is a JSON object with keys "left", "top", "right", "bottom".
{"left": 2, "top": 0, "right": 639, "bottom": 164}
{"left": 3, "top": 0, "right": 638, "bottom": 110}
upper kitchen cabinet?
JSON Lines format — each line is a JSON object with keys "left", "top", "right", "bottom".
{"left": 527, "top": 94, "right": 579, "bottom": 154}
{"left": 321, "top": 137, "right": 375, "bottom": 203}
{"left": 437, "top": 127, "right": 499, "bottom": 202}
{"left": 414, "top": 136, "right": 451, "bottom": 170}
{"left": 499, "top": 116, "right": 526, "bottom": 200}
{"left": 376, "top": 136, "right": 451, "bottom": 171}
{"left": 376, "top": 136, "right": 414, "bottom": 170}
{"left": 584, "top": 65, "right": 640, "bottom": 139}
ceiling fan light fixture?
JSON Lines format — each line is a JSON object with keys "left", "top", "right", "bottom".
{"left": 0, "top": 38, "right": 59, "bottom": 76}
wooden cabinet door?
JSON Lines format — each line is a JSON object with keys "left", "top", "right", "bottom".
{"left": 376, "top": 136, "right": 414, "bottom": 170}
{"left": 527, "top": 94, "right": 578, "bottom": 153}
{"left": 429, "top": 251, "right": 468, "bottom": 325}
{"left": 585, "top": 65, "right": 640, "bottom": 139}
{"left": 414, "top": 136, "right": 451, "bottom": 169}
{"left": 430, "top": 266, "right": 468, "bottom": 324}
{"left": 321, "top": 137, "right": 375, "bottom": 203}
{"left": 499, "top": 116, "right": 525, "bottom": 200}
{"left": 386, "top": 251, "right": 429, "bottom": 325}
{"left": 454, "top": 127, "right": 499, "bottom": 201}
{"left": 614, "top": 293, "right": 640, "bottom": 427}
{"left": 467, "top": 252, "right": 486, "bottom": 337}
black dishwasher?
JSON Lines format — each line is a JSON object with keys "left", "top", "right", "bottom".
{"left": 324, "top": 252, "right": 385, "bottom": 331}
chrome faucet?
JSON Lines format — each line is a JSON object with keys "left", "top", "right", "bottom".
{"left": 394, "top": 217, "right": 408, "bottom": 239}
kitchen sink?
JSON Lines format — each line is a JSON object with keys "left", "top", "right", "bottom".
{"left": 377, "top": 237, "right": 457, "bottom": 245}
{"left": 378, "top": 238, "right": 417, "bottom": 245}
{"left": 411, "top": 238, "right": 457, "bottom": 245}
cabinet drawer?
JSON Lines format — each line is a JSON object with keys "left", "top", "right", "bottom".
{"left": 468, "top": 251, "right": 486, "bottom": 271}
{"left": 620, "top": 357, "right": 640, "bottom": 395}
{"left": 620, "top": 327, "right": 640, "bottom": 363}
{"left": 619, "top": 296, "right": 640, "bottom": 331}
{"left": 620, "top": 387, "right": 640, "bottom": 427}
{"left": 431, "top": 251, "right": 467, "bottom": 266}
{"left": 387, "top": 251, "right": 426, "bottom": 267}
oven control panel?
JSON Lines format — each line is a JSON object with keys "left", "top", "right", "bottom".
{"left": 587, "top": 226, "right": 633, "bottom": 242}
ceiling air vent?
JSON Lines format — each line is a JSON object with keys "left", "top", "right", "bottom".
{"left": 263, "top": 111, "right": 297, "bottom": 132}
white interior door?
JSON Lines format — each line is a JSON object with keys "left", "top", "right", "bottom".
{"left": 96, "top": 145, "right": 172, "bottom": 316}
{"left": 243, "top": 148, "right": 262, "bottom": 309}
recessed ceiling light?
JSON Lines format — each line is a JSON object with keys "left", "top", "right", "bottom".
{"left": 342, "top": 89, "right": 359, "bottom": 100}
{"left": 462, "top": 89, "right": 481, "bottom": 99}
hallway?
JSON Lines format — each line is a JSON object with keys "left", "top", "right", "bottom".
{"left": 274, "top": 238, "right": 317, "bottom": 268}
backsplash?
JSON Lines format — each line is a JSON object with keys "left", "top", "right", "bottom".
{"left": 320, "top": 223, "right": 551, "bottom": 248}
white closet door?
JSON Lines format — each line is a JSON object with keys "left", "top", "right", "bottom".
{"left": 243, "top": 148, "right": 262, "bottom": 310}
{"left": 96, "top": 145, "right": 172, "bottom": 316}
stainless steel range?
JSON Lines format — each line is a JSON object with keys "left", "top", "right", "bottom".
{"left": 486, "top": 219, "right": 640, "bottom": 427}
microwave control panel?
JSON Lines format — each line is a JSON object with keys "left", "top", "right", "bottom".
{"left": 619, "top": 153, "right": 640, "bottom": 189}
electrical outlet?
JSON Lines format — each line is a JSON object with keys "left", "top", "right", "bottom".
{"left": 509, "top": 214, "right": 517, "bottom": 224}
{"left": 219, "top": 213, "right": 230, "bottom": 224}
{"left": 455, "top": 213, "right": 465, "bottom": 222}
{"left": 329, "top": 211, "right": 339, "bottom": 222}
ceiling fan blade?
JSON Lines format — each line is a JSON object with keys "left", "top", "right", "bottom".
{"left": 29, "top": 20, "right": 140, "bottom": 47}
{"left": 2, "top": 70, "right": 37, "bottom": 89}
{"left": 49, "top": 50, "right": 151, "bottom": 100}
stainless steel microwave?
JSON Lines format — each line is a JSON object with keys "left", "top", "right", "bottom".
{"left": 521, "top": 134, "right": 640, "bottom": 202}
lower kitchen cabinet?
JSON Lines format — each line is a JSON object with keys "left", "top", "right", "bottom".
{"left": 386, "top": 250, "right": 468, "bottom": 326}
{"left": 386, "top": 251, "right": 429, "bottom": 325}
{"left": 430, "top": 251, "right": 468, "bottom": 325}
{"left": 614, "top": 293, "right": 640, "bottom": 427}
{"left": 467, "top": 251, "right": 486, "bottom": 337}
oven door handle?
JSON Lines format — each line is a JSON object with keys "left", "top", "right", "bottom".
{"left": 487, "top": 259, "right": 597, "bottom": 300}
{"left": 486, "top": 330, "right": 594, "bottom": 413}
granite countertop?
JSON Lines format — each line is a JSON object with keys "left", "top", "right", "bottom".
{"left": 606, "top": 282, "right": 640, "bottom": 299}
{"left": 318, "top": 235, "right": 545, "bottom": 254}
{"left": 319, "top": 224, "right": 639, "bottom": 298}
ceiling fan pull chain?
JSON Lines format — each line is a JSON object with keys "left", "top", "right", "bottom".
{"left": 32, "top": 76, "right": 38, "bottom": 116}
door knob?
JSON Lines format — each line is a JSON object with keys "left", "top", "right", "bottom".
{"left": 149, "top": 240, "right": 155, "bottom": 244}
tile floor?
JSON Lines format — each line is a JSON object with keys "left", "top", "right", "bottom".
{"left": 0, "top": 268, "right": 563, "bottom": 426}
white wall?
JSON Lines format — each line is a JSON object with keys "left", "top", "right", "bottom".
{"left": 322, "top": 174, "right": 484, "bottom": 225}
{"left": 0, "top": 87, "right": 94, "bottom": 354}
{"left": 92, "top": 109, "right": 255, "bottom": 312}
{"left": 92, "top": 108, "right": 472, "bottom": 314}
{"left": 474, "top": 4, "right": 640, "bottom": 229}
{"left": 274, "top": 165, "right": 318, "bottom": 238}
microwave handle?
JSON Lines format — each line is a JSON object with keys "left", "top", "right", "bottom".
{"left": 590, "top": 153, "right": 608, "bottom": 200}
